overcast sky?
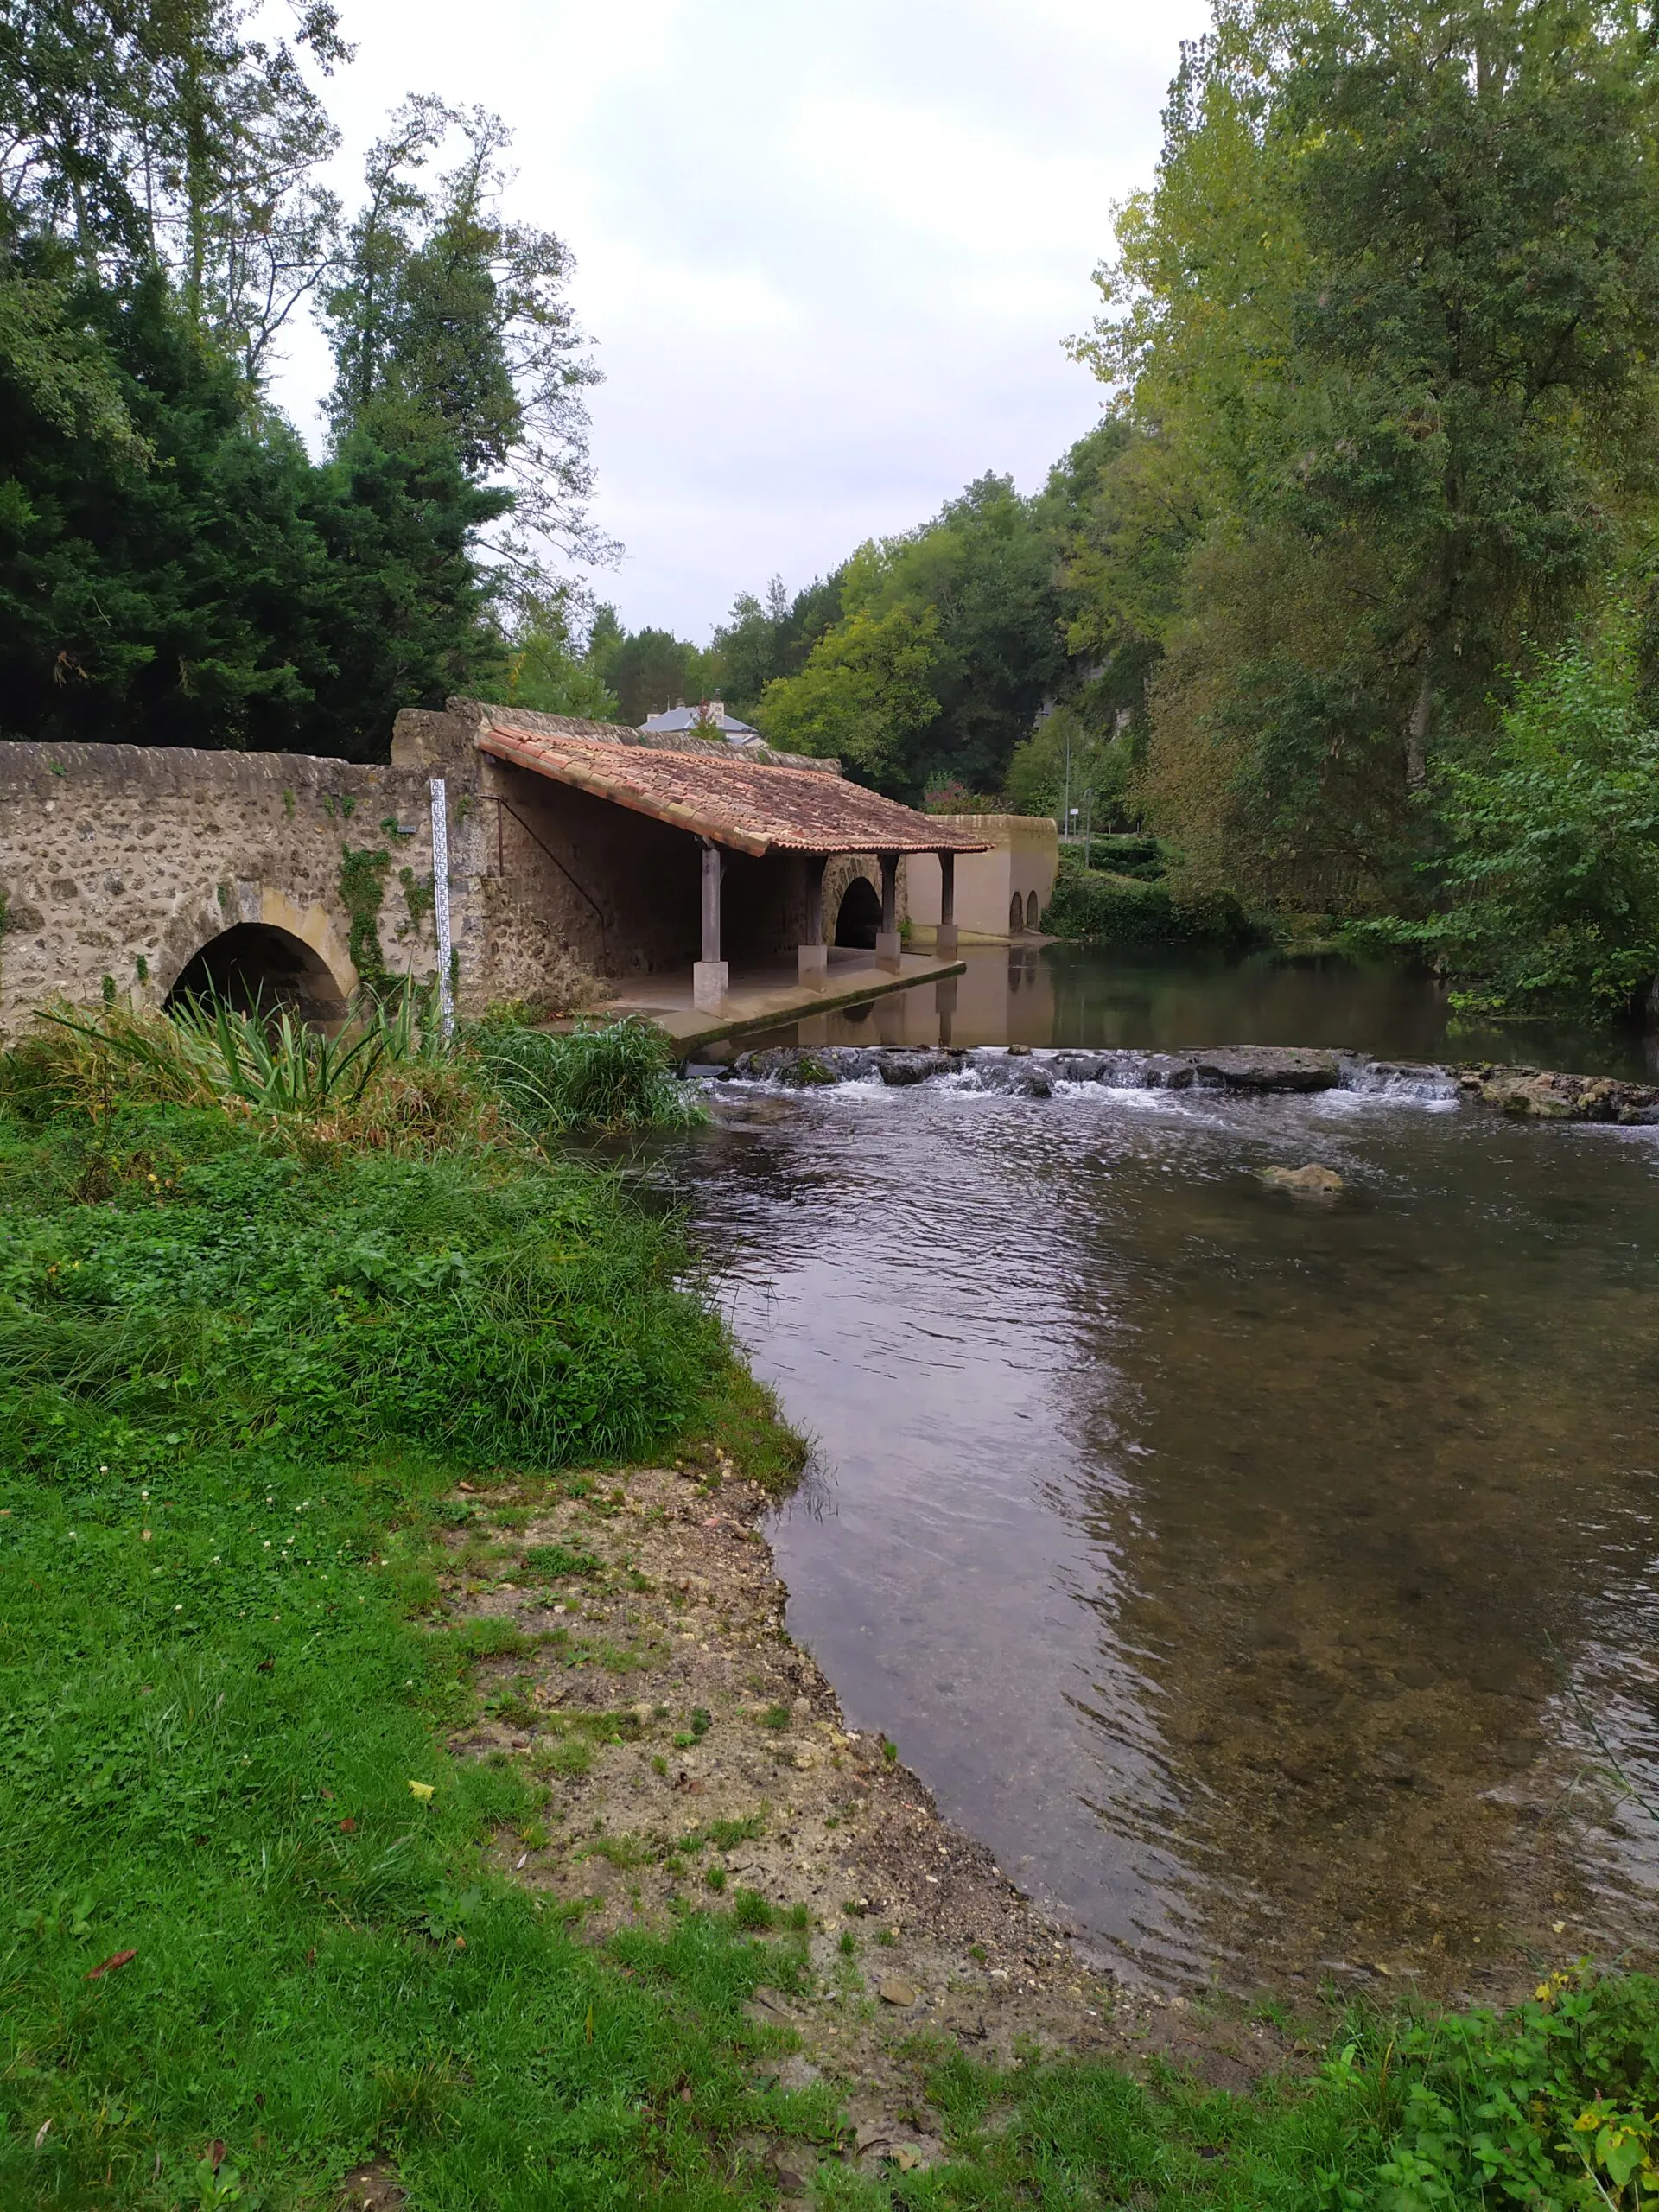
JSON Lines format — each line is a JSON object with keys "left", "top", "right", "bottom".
{"left": 270, "top": 0, "right": 1212, "bottom": 641}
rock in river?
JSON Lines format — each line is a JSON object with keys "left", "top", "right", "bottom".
{"left": 1260, "top": 1163, "right": 1344, "bottom": 1197}
{"left": 1188, "top": 1046, "right": 1343, "bottom": 1091}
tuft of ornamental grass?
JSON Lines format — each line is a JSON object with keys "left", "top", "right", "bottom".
{"left": 3, "top": 984, "right": 494, "bottom": 1154}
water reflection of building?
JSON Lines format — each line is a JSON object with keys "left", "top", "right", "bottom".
{"left": 790, "top": 944, "right": 1058, "bottom": 1051}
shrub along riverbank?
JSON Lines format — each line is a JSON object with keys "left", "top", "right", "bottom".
{"left": 1043, "top": 849, "right": 1259, "bottom": 948}
{"left": 2, "top": 1004, "right": 1656, "bottom": 2209}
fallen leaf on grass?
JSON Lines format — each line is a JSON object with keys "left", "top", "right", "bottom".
{"left": 86, "top": 1949, "right": 136, "bottom": 1980}
{"left": 407, "top": 1781, "right": 434, "bottom": 1802}
{"left": 339, "top": 1817, "right": 357, "bottom": 1834}
{"left": 33, "top": 2119, "right": 51, "bottom": 2149}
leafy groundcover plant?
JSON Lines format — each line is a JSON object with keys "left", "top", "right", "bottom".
{"left": 2, "top": 1050, "right": 1656, "bottom": 2208}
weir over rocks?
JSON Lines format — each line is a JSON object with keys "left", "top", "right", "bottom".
{"left": 720, "top": 1044, "right": 1659, "bottom": 1122}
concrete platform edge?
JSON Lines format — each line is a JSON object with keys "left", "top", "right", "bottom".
{"left": 622, "top": 957, "right": 969, "bottom": 1053}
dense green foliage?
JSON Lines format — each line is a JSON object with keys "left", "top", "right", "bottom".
{"left": 1065, "top": 0, "right": 1659, "bottom": 1007}
{"left": 1370, "top": 628, "right": 1659, "bottom": 1015}
{"left": 675, "top": 0, "right": 1659, "bottom": 1014}
{"left": 1044, "top": 850, "right": 1255, "bottom": 947}
{"left": 751, "top": 455, "right": 1122, "bottom": 803}
{"left": 582, "top": 607, "right": 723, "bottom": 727}
{"left": 483, "top": 1017, "right": 708, "bottom": 1140}
{"left": 0, "top": 2, "right": 599, "bottom": 758}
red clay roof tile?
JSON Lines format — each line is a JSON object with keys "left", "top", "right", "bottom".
{"left": 478, "top": 721, "right": 993, "bottom": 858}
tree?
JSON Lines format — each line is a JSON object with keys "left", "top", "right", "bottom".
{"left": 1073, "top": 0, "right": 1659, "bottom": 912}
{"left": 0, "top": 0, "right": 350, "bottom": 377}
{"left": 0, "top": 263, "right": 504, "bottom": 757}
{"left": 756, "top": 592, "right": 944, "bottom": 795}
{"left": 480, "top": 587, "right": 622, "bottom": 721}
{"left": 753, "top": 470, "right": 1086, "bottom": 800}
{"left": 586, "top": 615, "right": 715, "bottom": 725}
{"left": 1375, "top": 621, "right": 1659, "bottom": 1015}
{"left": 708, "top": 570, "right": 844, "bottom": 719}
{"left": 323, "top": 98, "right": 605, "bottom": 588}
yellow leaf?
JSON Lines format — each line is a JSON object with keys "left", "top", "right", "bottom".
{"left": 408, "top": 1780, "right": 435, "bottom": 1802}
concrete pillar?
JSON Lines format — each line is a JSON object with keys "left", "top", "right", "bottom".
{"left": 936, "top": 849, "right": 958, "bottom": 957}
{"left": 935, "top": 973, "right": 957, "bottom": 1048}
{"left": 798, "top": 852, "right": 828, "bottom": 981}
{"left": 875, "top": 849, "right": 901, "bottom": 968}
{"left": 694, "top": 838, "right": 728, "bottom": 1010}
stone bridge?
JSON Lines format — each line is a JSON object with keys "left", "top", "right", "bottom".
{"left": 0, "top": 711, "right": 568, "bottom": 1039}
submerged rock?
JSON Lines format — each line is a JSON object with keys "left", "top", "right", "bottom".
{"left": 731, "top": 1046, "right": 851, "bottom": 1085}
{"left": 718, "top": 1042, "right": 1659, "bottom": 1125}
{"left": 1260, "top": 1163, "right": 1344, "bottom": 1197}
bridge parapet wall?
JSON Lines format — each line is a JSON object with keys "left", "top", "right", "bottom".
{"left": 0, "top": 738, "right": 485, "bottom": 1039}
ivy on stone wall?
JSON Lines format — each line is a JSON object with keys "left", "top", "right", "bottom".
{"left": 397, "top": 867, "right": 435, "bottom": 942}
{"left": 339, "top": 845, "right": 392, "bottom": 984}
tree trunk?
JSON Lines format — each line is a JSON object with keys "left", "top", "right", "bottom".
{"left": 1406, "top": 661, "right": 1433, "bottom": 791}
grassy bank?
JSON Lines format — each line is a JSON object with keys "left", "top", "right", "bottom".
{"left": 3, "top": 1007, "right": 1657, "bottom": 2209}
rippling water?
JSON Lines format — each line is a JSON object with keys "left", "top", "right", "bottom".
{"left": 658, "top": 951, "right": 1659, "bottom": 1999}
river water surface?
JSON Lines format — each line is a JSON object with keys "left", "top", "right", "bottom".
{"left": 660, "top": 947, "right": 1659, "bottom": 1999}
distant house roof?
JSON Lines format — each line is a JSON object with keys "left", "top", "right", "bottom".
{"left": 640, "top": 701, "right": 761, "bottom": 745}
{"left": 475, "top": 715, "right": 992, "bottom": 858}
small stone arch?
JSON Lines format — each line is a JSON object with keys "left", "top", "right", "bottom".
{"left": 164, "top": 921, "right": 350, "bottom": 1025}
{"left": 834, "top": 875, "right": 883, "bottom": 950}
{"left": 1009, "top": 892, "right": 1025, "bottom": 935}
{"left": 1026, "top": 889, "right": 1039, "bottom": 930}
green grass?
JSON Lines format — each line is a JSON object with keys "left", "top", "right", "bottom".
{"left": 4, "top": 1075, "right": 1658, "bottom": 2209}
{"left": 480, "top": 1017, "right": 707, "bottom": 1140}
{"left": 0, "top": 1103, "right": 830, "bottom": 2207}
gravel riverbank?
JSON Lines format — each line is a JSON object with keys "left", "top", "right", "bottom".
{"left": 436, "top": 1448, "right": 1300, "bottom": 2184}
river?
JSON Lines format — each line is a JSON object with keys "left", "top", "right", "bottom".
{"left": 657, "top": 945, "right": 1659, "bottom": 1999}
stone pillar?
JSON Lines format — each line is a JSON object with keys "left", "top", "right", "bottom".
{"left": 875, "top": 849, "right": 901, "bottom": 968}
{"left": 798, "top": 852, "right": 828, "bottom": 981}
{"left": 935, "top": 849, "right": 958, "bottom": 957}
{"left": 694, "top": 838, "right": 728, "bottom": 1010}
{"left": 935, "top": 973, "right": 957, "bottom": 1048}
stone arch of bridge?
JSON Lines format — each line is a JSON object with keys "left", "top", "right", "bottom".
{"left": 159, "top": 887, "right": 355, "bottom": 1026}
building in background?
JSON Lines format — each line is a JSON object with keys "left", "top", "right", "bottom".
{"left": 639, "top": 701, "right": 762, "bottom": 747}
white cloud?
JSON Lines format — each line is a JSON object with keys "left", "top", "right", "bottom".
{"left": 267, "top": 0, "right": 1211, "bottom": 636}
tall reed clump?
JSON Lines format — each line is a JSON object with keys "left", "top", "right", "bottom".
{"left": 2, "top": 991, "right": 705, "bottom": 1151}
{"left": 481, "top": 1017, "right": 708, "bottom": 1139}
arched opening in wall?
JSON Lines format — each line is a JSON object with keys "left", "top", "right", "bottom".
{"left": 164, "top": 925, "right": 348, "bottom": 1027}
{"left": 1009, "top": 893, "right": 1025, "bottom": 934}
{"left": 833, "top": 876, "right": 882, "bottom": 950}
{"left": 1027, "top": 890, "right": 1039, "bottom": 930}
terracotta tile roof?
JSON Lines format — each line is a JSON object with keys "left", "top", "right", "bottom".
{"left": 477, "top": 721, "right": 994, "bottom": 858}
